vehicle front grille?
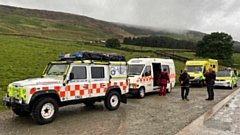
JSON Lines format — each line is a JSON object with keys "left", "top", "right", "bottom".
{"left": 216, "top": 79, "right": 225, "bottom": 81}
{"left": 190, "top": 77, "right": 195, "bottom": 79}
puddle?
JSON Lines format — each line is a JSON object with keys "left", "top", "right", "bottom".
{"left": 204, "top": 119, "right": 232, "bottom": 131}
{"left": 226, "top": 96, "right": 240, "bottom": 109}
{"left": 228, "top": 102, "right": 238, "bottom": 108}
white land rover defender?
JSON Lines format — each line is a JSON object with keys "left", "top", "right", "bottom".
{"left": 2, "top": 51, "right": 129, "bottom": 124}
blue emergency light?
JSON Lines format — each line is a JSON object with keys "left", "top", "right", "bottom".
{"left": 58, "top": 51, "right": 126, "bottom": 62}
{"left": 59, "top": 52, "right": 83, "bottom": 59}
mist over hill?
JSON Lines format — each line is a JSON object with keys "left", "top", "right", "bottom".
{"left": 1, "top": 4, "right": 240, "bottom": 51}
{"left": 0, "top": 4, "right": 206, "bottom": 42}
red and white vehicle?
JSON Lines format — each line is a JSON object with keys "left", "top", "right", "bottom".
{"left": 127, "top": 57, "right": 176, "bottom": 98}
{"left": 3, "top": 51, "right": 129, "bottom": 124}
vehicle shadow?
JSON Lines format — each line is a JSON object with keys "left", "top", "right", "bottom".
{"left": 214, "top": 86, "right": 237, "bottom": 90}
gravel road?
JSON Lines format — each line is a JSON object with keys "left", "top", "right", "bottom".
{"left": 0, "top": 86, "right": 238, "bottom": 135}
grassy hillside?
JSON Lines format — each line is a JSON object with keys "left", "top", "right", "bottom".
{"left": 0, "top": 5, "right": 204, "bottom": 42}
{"left": 0, "top": 35, "right": 185, "bottom": 110}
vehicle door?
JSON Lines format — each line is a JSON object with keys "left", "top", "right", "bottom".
{"left": 65, "top": 65, "right": 90, "bottom": 100}
{"left": 90, "top": 65, "right": 109, "bottom": 97}
{"left": 141, "top": 65, "right": 152, "bottom": 92}
{"left": 152, "top": 63, "right": 161, "bottom": 90}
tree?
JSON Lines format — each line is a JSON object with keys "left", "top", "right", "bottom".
{"left": 105, "top": 38, "right": 121, "bottom": 48}
{"left": 195, "top": 32, "right": 234, "bottom": 65}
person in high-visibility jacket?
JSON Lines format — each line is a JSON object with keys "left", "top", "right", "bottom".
{"left": 234, "top": 68, "right": 239, "bottom": 76}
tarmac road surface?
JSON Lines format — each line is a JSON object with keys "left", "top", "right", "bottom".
{"left": 0, "top": 84, "right": 239, "bottom": 135}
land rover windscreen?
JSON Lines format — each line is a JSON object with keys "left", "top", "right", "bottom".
{"left": 42, "top": 63, "right": 69, "bottom": 78}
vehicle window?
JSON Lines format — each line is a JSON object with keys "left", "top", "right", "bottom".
{"left": 216, "top": 71, "right": 231, "bottom": 77}
{"left": 185, "top": 66, "right": 203, "bottom": 72}
{"left": 91, "top": 67, "right": 105, "bottom": 78}
{"left": 71, "top": 66, "right": 87, "bottom": 79}
{"left": 143, "top": 66, "right": 151, "bottom": 76}
{"left": 46, "top": 64, "right": 68, "bottom": 75}
{"left": 162, "top": 65, "right": 170, "bottom": 73}
{"left": 128, "top": 65, "right": 145, "bottom": 75}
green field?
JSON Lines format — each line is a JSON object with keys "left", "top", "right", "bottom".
{"left": 0, "top": 35, "right": 185, "bottom": 110}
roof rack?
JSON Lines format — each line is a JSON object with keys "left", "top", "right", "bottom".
{"left": 59, "top": 51, "right": 126, "bottom": 62}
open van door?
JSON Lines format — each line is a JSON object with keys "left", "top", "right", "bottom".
{"left": 152, "top": 63, "right": 161, "bottom": 89}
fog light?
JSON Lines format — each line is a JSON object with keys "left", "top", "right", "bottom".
{"left": 19, "top": 98, "right": 22, "bottom": 104}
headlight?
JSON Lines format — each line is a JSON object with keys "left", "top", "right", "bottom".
{"left": 225, "top": 80, "right": 230, "bottom": 84}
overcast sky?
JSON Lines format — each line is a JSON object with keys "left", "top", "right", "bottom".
{"left": 0, "top": 0, "right": 240, "bottom": 41}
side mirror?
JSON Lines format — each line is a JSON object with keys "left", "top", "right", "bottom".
{"left": 180, "top": 70, "right": 182, "bottom": 73}
{"left": 69, "top": 72, "right": 74, "bottom": 80}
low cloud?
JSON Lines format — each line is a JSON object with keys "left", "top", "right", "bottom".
{"left": 0, "top": 0, "right": 240, "bottom": 40}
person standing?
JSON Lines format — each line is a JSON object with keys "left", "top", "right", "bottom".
{"left": 204, "top": 67, "right": 216, "bottom": 101}
{"left": 179, "top": 69, "right": 190, "bottom": 101}
{"left": 234, "top": 68, "right": 238, "bottom": 76}
{"left": 158, "top": 68, "right": 170, "bottom": 96}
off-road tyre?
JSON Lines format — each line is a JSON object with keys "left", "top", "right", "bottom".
{"left": 32, "top": 97, "right": 58, "bottom": 125}
{"left": 104, "top": 91, "right": 121, "bottom": 111}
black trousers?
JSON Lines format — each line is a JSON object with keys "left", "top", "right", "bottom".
{"left": 181, "top": 86, "right": 189, "bottom": 99}
{"left": 207, "top": 83, "right": 214, "bottom": 99}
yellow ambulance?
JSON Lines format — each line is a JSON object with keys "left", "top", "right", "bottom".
{"left": 185, "top": 59, "right": 218, "bottom": 87}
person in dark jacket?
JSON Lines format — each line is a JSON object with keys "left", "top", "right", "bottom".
{"left": 158, "top": 68, "right": 170, "bottom": 96}
{"left": 204, "top": 67, "right": 216, "bottom": 101}
{"left": 179, "top": 69, "right": 190, "bottom": 101}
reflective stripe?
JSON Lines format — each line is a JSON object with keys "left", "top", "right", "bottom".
{"left": 137, "top": 76, "right": 154, "bottom": 82}
{"left": 29, "top": 81, "right": 128, "bottom": 100}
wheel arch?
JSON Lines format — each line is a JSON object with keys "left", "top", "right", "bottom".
{"left": 106, "top": 86, "right": 122, "bottom": 96}
{"left": 29, "top": 90, "right": 61, "bottom": 110}
{"left": 139, "top": 86, "right": 145, "bottom": 90}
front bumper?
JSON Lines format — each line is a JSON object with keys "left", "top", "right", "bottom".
{"left": 2, "top": 94, "right": 29, "bottom": 110}
{"left": 189, "top": 79, "right": 202, "bottom": 85}
{"left": 128, "top": 88, "right": 139, "bottom": 95}
{"left": 214, "top": 82, "right": 231, "bottom": 87}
